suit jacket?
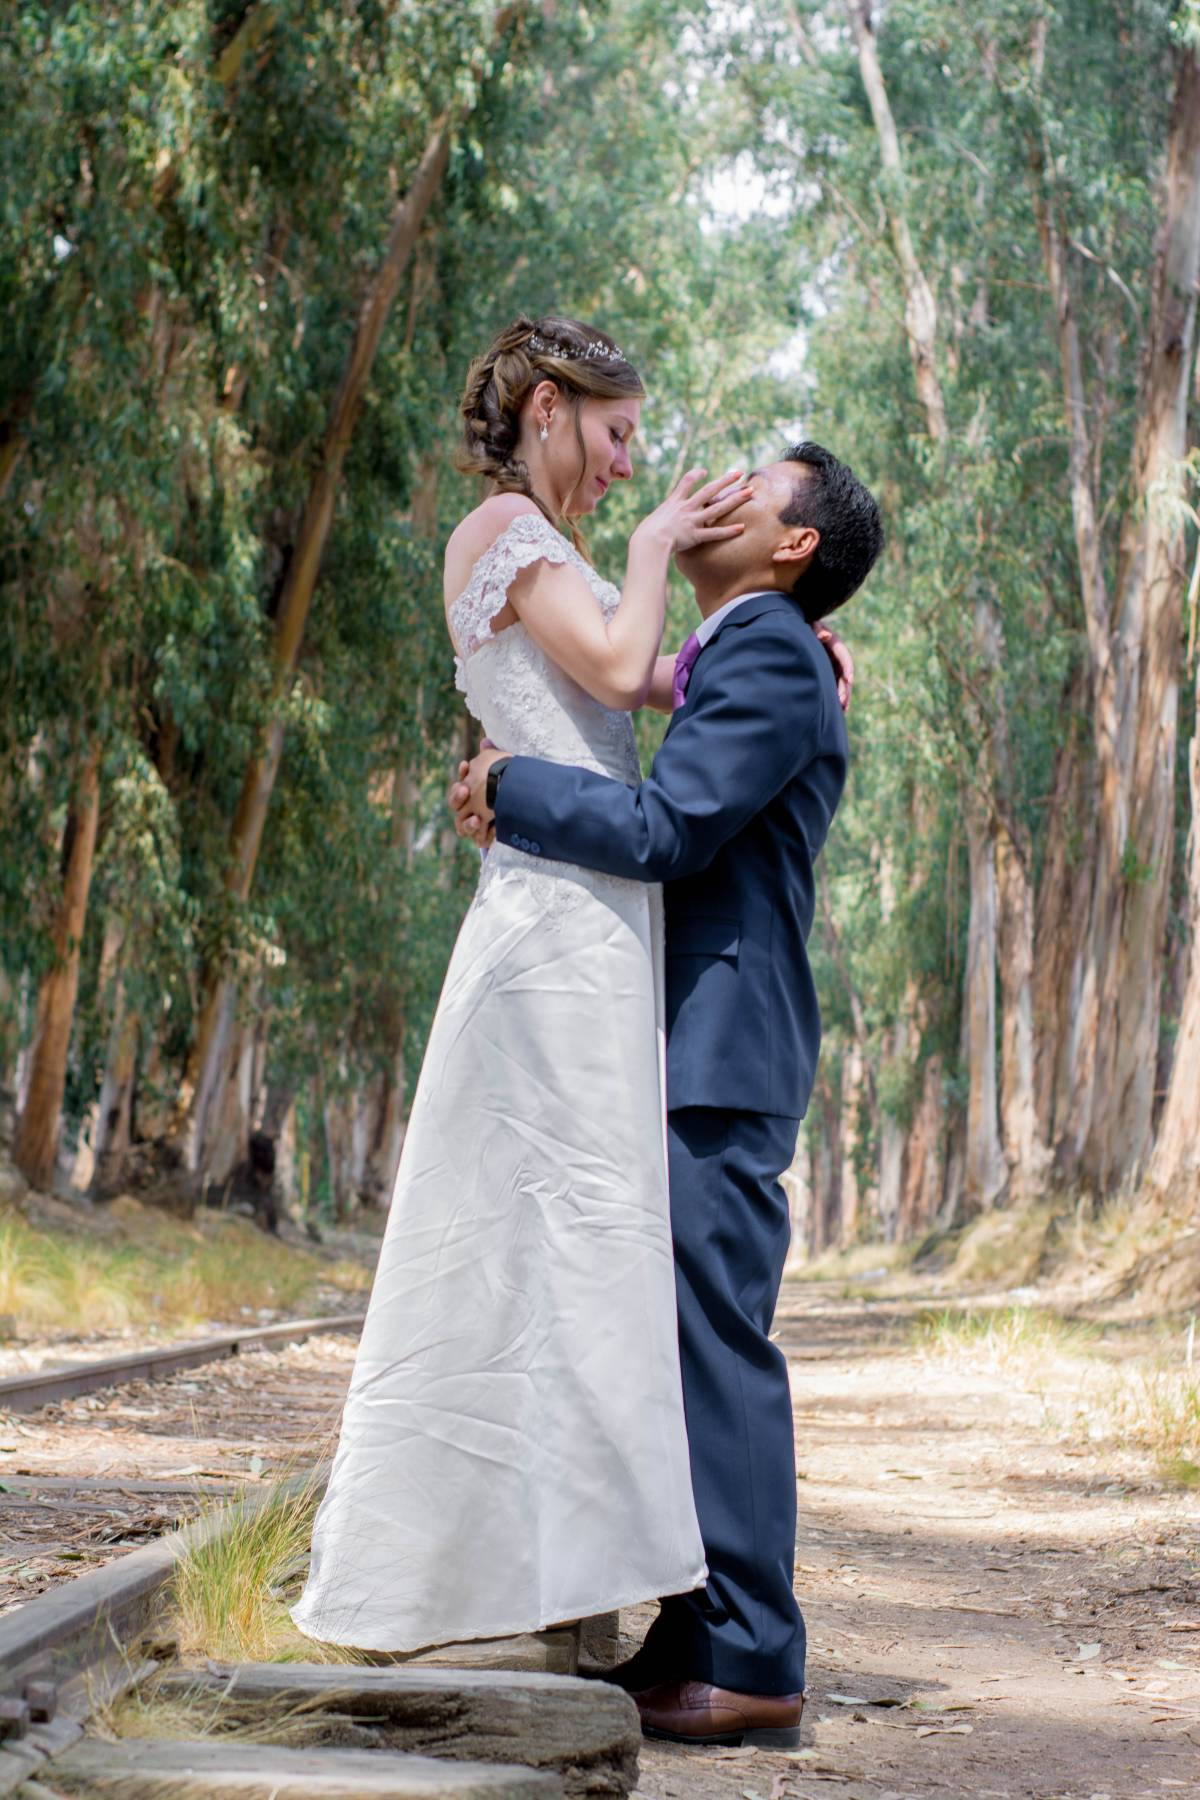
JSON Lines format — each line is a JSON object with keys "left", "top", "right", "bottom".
{"left": 493, "top": 590, "right": 848, "bottom": 1117}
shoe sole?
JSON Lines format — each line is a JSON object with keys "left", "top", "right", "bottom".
{"left": 642, "top": 1722, "right": 803, "bottom": 1749}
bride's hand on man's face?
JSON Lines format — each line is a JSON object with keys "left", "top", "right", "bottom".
{"left": 634, "top": 468, "right": 754, "bottom": 556}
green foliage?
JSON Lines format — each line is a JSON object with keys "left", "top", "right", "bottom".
{"left": 1, "top": 0, "right": 805, "bottom": 1197}
{"left": 1, "top": 0, "right": 1194, "bottom": 1231}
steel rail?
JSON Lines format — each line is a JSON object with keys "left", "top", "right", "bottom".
{"left": 0, "top": 1312, "right": 364, "bottom": 1415}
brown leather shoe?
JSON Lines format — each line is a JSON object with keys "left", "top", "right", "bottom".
{"left": 635, "top": 1678, "right": 805, "bottom": 1747}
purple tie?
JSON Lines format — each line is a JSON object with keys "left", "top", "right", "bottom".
{"left": 672, "top": 631, "right": 703, "bottom": 710}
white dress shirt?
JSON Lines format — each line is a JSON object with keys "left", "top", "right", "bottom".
{"left": 693, "top": 589, "right": 778, "bottom": 648}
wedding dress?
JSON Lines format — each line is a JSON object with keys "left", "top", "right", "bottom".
{"left": 292, "top": 511, "right": 707, "bottom": 1651}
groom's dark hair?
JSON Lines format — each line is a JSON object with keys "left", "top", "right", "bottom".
{"left": 778, "top": 442, "right": 884, "bottom": 621}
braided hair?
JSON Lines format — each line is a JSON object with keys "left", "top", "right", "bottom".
{"left": 456, "top": 314, "right": 644, "bottom": 546}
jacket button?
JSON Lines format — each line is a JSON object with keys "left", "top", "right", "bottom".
{"left": 529, "top": 842, "right": 541, "bottom": 855}
{"left": 510, "top": 833, "right": 521, "bottom": 847}
{"left": 519, "top": 836, "right": 530, "bottom": 851}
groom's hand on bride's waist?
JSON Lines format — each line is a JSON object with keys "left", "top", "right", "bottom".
{"left": 448, "top": 744, "right": 510, "bottom": 848}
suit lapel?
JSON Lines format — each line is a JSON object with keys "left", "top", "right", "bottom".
{"left": 664, "top": 591, "right": 804, "bottom": 737}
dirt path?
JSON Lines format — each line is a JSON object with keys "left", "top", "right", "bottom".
{"left": 4, "top": 1281, "right": 1197, "bottom": 1796}
{"left": 633, "top": 1280, "right": 1200, "bottom": 1800}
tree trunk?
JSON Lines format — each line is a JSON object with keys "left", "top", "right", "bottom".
{"left": 1148, "top": 649, "right": 1200, "bottom": 1201}
{"left": 204, "top": 990, "right": 260, "bottom": 1188}
{"left": 844, "top": 0, "right": 1031, "bottom": 1213}
{"left": 362, "top": 455, "right": 436, "bottom": 1208}
{"left": 839, "top": 1041, "right": 865, "bottom": 1242}
{"left": 14, "top": 743, "right": 102, "bottom": 1190}
{"left": 971, "top": 595, "right": 1047, "bottom": 1202}
{"left": 842, "top": 0, "right": 947, "bottom": 443}
{"left": 1081, "top": 44, "right": 1200, "bottom": 1189}
{"left": 876, "top": 1024, "right": 908, "bottom": 1242}
{"left": 873, "top": 847, "right": 915, "bottom": 1240}
{"left": 783, "top": 1128, "right": 815, "bottom": 1270}
{"left": 175, "top": 114, "right": 458, "bottom": 1166}
{"left": 962, "top": 803, "right": 1007, "bottom": 1211}
{"left": 1032, "top": 664, "right": 1095, "bottom": 1152}
{"left": 809, "top": 1074, "right": 842, "bottom": 1255}
{"left": 175, "top": 0, "right": 520, "bottom": 1165}
{"left": 94, "top": 982, "right": 138, "bottom": 1178}
{"left": 71, "top": 911, "right": 132, "bottom": 1192}
{"left": 898, "top": 1054, "right": 945, "bottom": 1237}
{"left": 995, "top": 814, "right": 1044, "bottom": 1201}
{"left": 272, "top": 1095, "right": 298, "bottom": 1219}
{"left": 1030, "top": 36, "right": 1200, "bottom": 1191}
{"left": 322, "top": 1083, "right": 357, "bottom": 1225}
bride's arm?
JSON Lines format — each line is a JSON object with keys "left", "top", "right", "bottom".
{"left": 643, "top": 654, "right": 678, "bottom": 714}
{"left": 511, "top": 470, "right": 750, "bottom": 713}
{"left": 512, "top": 526, "right": 674, "bottom": 712}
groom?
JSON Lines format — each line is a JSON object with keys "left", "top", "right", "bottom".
{"left": 451, "top": 442, "right": 883, "bottom": 1747}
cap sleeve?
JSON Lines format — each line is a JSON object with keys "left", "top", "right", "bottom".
{"left": 449, "top": 513, "right": 576, "bottom": 667}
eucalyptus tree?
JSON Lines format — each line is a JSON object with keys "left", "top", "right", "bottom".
{"left": 2, "top": 0, "right": 799, "bottom": 1212}
{"left": 1009, "top": 0, "right": 1200, "bottom": 1194}
{"left": 1, "top": 1, "right": 276, "bottom": 1186}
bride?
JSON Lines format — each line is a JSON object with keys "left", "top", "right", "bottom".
{"left": 291, "top": 314, "right": 755, "bottom": 1652}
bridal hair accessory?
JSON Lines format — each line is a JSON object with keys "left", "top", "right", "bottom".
{"left": 528, "top": 331, "right": 627, "bottom": 364}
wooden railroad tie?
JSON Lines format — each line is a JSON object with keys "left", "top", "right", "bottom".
{"left": 152, "top": 1659, "right": 639, "bottom": 1797}
{"left": 47, "top": 1737, "right": 565, "bottom": 1797}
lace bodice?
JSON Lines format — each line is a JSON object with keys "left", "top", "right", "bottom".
{"left": 449, "top": 512, "right": 641, "bottom": 786}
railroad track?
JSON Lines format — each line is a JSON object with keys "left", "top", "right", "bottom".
{"left": 0, "top": 1312, "right": 366, "bottom": 1415}
{"left": 1, "top": 1314, "right": 366, "bottom": 1624}
{"left": 0, "top": 1316, "right": 638, "bottom": 1796}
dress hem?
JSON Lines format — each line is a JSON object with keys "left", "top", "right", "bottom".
{"left": 289, "top": 1562, "right": 709, "bottom": 1656}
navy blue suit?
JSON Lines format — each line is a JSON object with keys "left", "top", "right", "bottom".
{"left": 494, "top": 590, "right": 847, "bottom": 1694}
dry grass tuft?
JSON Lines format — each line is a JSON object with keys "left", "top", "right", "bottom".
{"left": 915, "top": 1300, "right": 1200, "bottom": 1489}
{"left": 910, "top": 1303, "right": 1096, "bottom": 1366}
{"left": 170, "top": 1467, "right": 357, "bottom": 1666}
{"left": 0, "top": 1206, "right": 366, "bottom": 1337}
{"left": 1087, "top": 1360, "right": 1200, "bottom": 1487}
{"left": 99, "top": 1678, "right": 342, "bottom": 1749}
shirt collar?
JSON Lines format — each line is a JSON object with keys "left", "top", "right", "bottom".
{"left": 694, "top": 589, "right": 779, "bottom": 648}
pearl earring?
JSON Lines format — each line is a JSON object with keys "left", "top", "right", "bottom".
{"left": 539, "top": 423, "right": 549, "bottom": 442}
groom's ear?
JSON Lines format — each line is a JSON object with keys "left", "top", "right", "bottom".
{"left": 772, "top": 524, "right": 819, "bottom": 575}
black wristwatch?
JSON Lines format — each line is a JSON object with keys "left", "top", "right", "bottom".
{"left": 486, "top": 756, "right": 513, "bottom": 811}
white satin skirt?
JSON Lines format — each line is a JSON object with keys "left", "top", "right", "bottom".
{"left": 291, "top": 846, "right": 707, "bottom": 1651}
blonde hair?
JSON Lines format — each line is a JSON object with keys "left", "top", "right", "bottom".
{"left": 456, "top": 313, "right": 644, "bottom": 551}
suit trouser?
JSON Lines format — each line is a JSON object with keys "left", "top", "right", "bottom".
{"left": 643, "top": 1106, "right": 805, "bottom": 1696}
